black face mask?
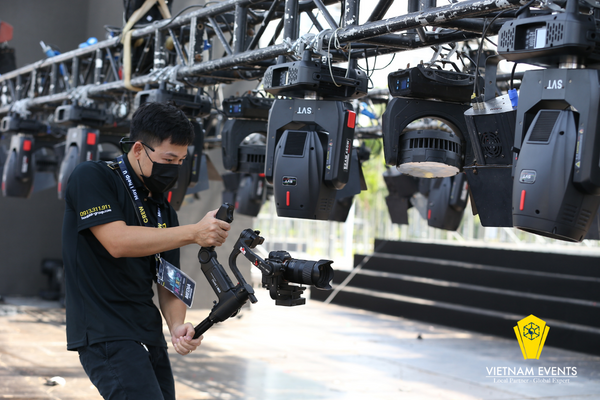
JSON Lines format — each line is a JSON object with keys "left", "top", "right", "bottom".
{"left": 138, "top": 143, "right": 181, "bottom": 194}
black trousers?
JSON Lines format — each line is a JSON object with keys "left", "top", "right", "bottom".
{"left": 78, "top": 340, "right": 175, "bottom": 400}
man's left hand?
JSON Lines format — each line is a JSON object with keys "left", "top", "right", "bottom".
{"left": 171, "top": 323, "right": 202, "bottom": 355}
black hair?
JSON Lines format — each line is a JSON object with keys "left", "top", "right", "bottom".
{"left": 130, "top": 102, "right": 194, "bottom": 147}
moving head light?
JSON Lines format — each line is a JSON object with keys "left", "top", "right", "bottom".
{"left": 262, "top": 51, "right": 366, "bottom": 220}
{"left": 382, "top": 98, "right": 470, "bottom": 178}
{"left": 2, "top": 134, "right": 35, "bottom": 198}
{"left": 265, "top": 98, "right": 357, "bottom": 219}
{"left": 58, "top": 128, "right": 100, "bottom": 199}
{"left": 221, "top": 96, "right": 273, "bottom": 174}
{"left": 134, "top": 83, "right": 212, "bottom": 118}
{"left": 262, "top": 50, "right": 368, "bottom": 100}
{"left": 383, "top": 169, "right": 420, "bottom": 225}
{"left": 497, "top": 0, "right": 600, "bottom": 68}
{"left": 328, "top": 147, "right": 368, "bottom": 222}
{"left": 1, "top": 115, "right": 49, "bottom": 135}
{"left": 426, "top": 173, "right": 469, "bottom": 231}
{"left": 221, "top": 119, "right": 267, "bottom": 173}
{"left": 498, "top": 0, "right": 600, "bottom": 241}
{"left": 383, "top": 65, "right": 472, "bottom": 179}
{"left": 388, "top": 64, "right": 474, "bottom": 103}
{"left": 222, "top": 95, "right": 273, "bottom": 120}
{"left": 512, "top": 108, "right": 600, "bottom": 241}
{"left": 463, "top": 56, "right": 517, "bottom": 227}
{"left": 221, "top": 172, "right": 269, "bottom": 217}
{"left": 165, "top": 120, "right": 206, "bottom": 210}
{"left": 54, "top": 104, "right": 112, "bottom": 127}
{"left": 236, "top": 173, "right": 268, "bottom": 217}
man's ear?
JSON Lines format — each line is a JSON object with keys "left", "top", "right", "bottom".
{"left": 131, "top": 141, "right": 144, "bottom": 159}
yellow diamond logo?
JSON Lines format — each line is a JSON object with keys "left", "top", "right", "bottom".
{"left": 514, "top": 315, "right": 550, "bottom": 360}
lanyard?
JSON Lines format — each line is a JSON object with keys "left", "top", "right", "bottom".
{"left": 116, "top": 155, "right": 164, "bottom": 267}
{"left": 116, "top": 155, "right": 163, "bottom": 228}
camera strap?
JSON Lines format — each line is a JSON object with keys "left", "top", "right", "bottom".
{"left": 110, "top": 156, "right": 196, "bottom": 307}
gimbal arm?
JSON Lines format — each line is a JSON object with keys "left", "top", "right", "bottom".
{"left": 228, "top": 228, "right": 274, "bottom": 277}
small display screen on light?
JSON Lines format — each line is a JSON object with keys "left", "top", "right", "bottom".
{"left": 396, "top": 78, "right": 409, "bottom": 91}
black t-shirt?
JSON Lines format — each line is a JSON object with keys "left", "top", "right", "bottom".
{"left": 62, "top": 156, "right": 180, "bottom": 351}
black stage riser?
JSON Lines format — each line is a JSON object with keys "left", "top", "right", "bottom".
{"left": 353, "top": 255, "right": 600, "bottom": 302}
{"left": 311, "top": 289, "right": 600, "bottom": 356}
{"left": 373, "top": 239, "right": 600, "bottom": 278}
{"left": 311, "top": 239, "right": 600, "bottom": 356}
{"left": 322, "top": 270, "right": 600, "bottom": 329}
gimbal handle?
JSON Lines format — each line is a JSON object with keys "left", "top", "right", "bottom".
{"left": 193, "top": 203, "right": 256, "bottom": 339}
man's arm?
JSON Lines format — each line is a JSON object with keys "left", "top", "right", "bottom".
{"left": 89, "top": 209, "right": 230, "bottom": 258}
{"left": 157, "top": 285, "right": 202, "bottom": 355}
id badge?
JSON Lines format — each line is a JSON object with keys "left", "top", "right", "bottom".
{"left": 156, "top": 257, "right": 196, "bottom": 308}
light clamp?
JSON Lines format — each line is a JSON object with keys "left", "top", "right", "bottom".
{"left": 222, "top": 96, "right": 274, "bottom": 120}
{"left": 497, "top": 0, "right": 600, "bottom": 68}
{"left": 134, "top": 83, "right": 212, "bottom": 118}
{"left": 262, "top": 50, "right": 368, "bottom": 100}
{"left": 388, "top": 64, "right": 474, "bottom": 103}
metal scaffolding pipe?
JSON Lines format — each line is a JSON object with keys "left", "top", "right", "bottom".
{"left": 367, "top": 0, "right": 395, "bottom": 22}
{"left": 327, "top": 0, "right": 527, "bottom": 44}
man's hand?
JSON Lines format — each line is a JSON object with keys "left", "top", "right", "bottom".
{"left": 171, "top": 323, "right": 202, "bottom": 356}
{"left": 193, "top": 209, "right": 231, "bottom": 247}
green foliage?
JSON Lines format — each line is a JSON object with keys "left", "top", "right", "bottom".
{"left": 356, "top": 139, "right": 388, "bottom": 212}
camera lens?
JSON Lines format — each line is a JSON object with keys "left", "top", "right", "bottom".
{"left": 282, "top": 259, "right": 334, "bottom": 289}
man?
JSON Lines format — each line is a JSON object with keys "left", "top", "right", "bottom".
{"left": 62, "top": 102, "right": 230, "bottom": 399}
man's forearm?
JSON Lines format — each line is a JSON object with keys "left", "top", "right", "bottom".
{"left": 89, "top": 210, "right": 230, "bottom": 259}
{"left": 91, "top": 220, "right": 195, "bottom": 258}
{"left": 158, "top": 285, "right": 187, "bottom": 334}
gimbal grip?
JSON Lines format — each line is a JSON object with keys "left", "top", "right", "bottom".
{"left": 215, "top": 203, "right": 234, "bottom": 223}
{"left": 193, "top": 317, "right": 214, "bottom": 339}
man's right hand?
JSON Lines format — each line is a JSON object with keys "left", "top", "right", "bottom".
{"left": 193, "top": 209, "right": 231, "bottom": 247}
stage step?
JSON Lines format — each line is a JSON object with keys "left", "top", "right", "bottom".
{"left": 311, "top": 240, "right": 600, "bottom": 356}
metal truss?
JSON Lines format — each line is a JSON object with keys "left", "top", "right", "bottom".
{"left": 0, "top": 0, "right": 527, "bottom": 123}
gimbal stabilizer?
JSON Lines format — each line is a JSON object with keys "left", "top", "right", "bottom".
{"left": 193, "top": 203, "right": 334, "bottom": 339}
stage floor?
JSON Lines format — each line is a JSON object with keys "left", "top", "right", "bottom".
{"left": 1, "top": 290, "right": 599, "bottom": 400}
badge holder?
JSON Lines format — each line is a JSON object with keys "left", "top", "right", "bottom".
{"left": 157, "top": 256, "right": 196, "bottom": 308}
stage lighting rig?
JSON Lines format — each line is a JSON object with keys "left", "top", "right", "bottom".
{"left": 328, "top": 145, "right": 369, "bottom": 222}
{"left": 388, "top": 64, "right": 474, "bottom": 103}
{"left": 235, "top": 173, "right": 269, "bottom": 217}
{"left": 463, "top": 56, "right": 517, "bottom": 227}
{"left": 134, "top": 83, "right": 212, "bottom": 118}
{"left": 383, "top": 64, "right": 473, "bottom": 179}
{"left": 54, "top": 104, "right": 112, "bottom": 127}
{"left": 221, "top": 95, "right": 273, "bottom": 174}
{"left": 221, "top": 171, "right": 269, "bottom": 217}
{"left": 2, "top": 134, "right": 36, "bottom": 198}
{"left": 164, "top": 120, "right": 207, "bottom": 211}
{"left": 383, "top": 168, "right": 420, "bottom": 225}
{"left": 57, "top": 128, "right": 100, "bottom": 199}
{"left": 222, "top": 95, "right": 273, "bottom": 120}
{"left": 496, "top": 0, "right": 600, "bottom": 241}
{"left": 264, "top": 98, "right": 357, "bottom": 219}
{"left": 262, "top": 51, "right": 367, "bottom": 220}
{"left": 426, "top": 173, "right": 469, "bottom": 231}
{"left": 0, "top": 114, "right": 50, "bottom": 135}
{"left": 262, "top": 50, "right": 368, "bottom": 100}
{"left": 382, "top": 102, "right": 471, "bottom": 179}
